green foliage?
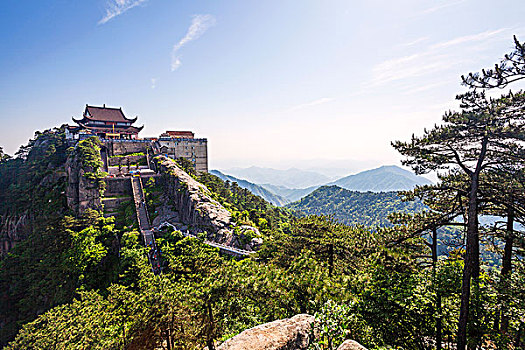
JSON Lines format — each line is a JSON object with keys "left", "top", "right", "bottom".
{"left": 288, "top": 186, "right": 424, "bottom": 227}
{"left": 142, "top": 176, "right": 162, "bottom": 222}
{"left": 169, "top": 156, "right": 293, "bottom": 234}
{"left": 175, "top": 156, "right": 197, "bottom": 177}
{"left": 310, "top": 300, "right": 372, "bottom": 350}
{"left": 3, "top": 97, "right": 525, "bottom": 350}
{"left": 114, "top": 199, "right": 137, "bottom": 229}
{"left": 0, "top": 212, "right": 124, "bottom": 346}
{"left": 109, "top": 152, "right": 145, "bottom": 158}
{"left": 0, "top": 126, "right": 69, "bottom": 215}
{"left": 0, "top": 146, "right": 10, "bottom": 163}
{"left": 393, "top": 81, "right": 525, "bottom": 348}
{"left": 75, "top": 137, "right": 107, "bottom": 194}
{"left": 5, "top": 205, "right": 518, "bottom": 350}
{"left": 5, "top": 287, "right": 137, "bottom": 350}
{"left": 195, "top": 170, "right": 293, "bottom": 233}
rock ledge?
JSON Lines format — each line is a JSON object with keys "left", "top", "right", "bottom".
{"left": 217, "top": 314, "right": 315, "bottom": 350}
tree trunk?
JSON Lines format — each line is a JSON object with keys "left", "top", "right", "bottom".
{"left": 515, "top": 322, "right": 523, "bottom": 349}
{"left": 432, "top": 227, "right": 442, "bottom": 350}
{"left": 328, "top": 243, "right": 334, "bottom": 277}
{"left": 165, "top": 329, "right": 172, "bottom": 350}
{"left": 206, "top": 302, "right": 216, "bottom": 350}
{"left": 457, "top": 172, "right": 480, "bottom": 350}
{"left": 500, "top": 207, "right": 514, "bottom": 333}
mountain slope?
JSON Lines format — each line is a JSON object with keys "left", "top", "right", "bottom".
{"left": 331, "top": 165, "right": 432, "bottom": 192}
{"left": 259, "top": 183, "right": 319, "bottom": 203}
{"left": 287, "top": 185, "right": 424, "bottom": 227}
{"left": 222, "top": 166, "right": 331, "bottom": 188}
{"left": 210, "top": 170, "right": 288, "bottom": 206}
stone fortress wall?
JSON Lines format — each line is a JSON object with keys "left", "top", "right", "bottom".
{"left": 101, "top": 136, "right": 208, "bottom": 174}
{"left": 157, "top": 137, "right": 208, "bottom": 173}
{"left": 105, "top": 140, "right": 150, "bottom": 157}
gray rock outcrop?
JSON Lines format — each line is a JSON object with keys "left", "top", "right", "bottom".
{"left": 65, "top": 147, "right": 103, "bottom": 215}
{"left": 155, "top": 155, "right": 261, "bottom": 251}
{"left": 0, "top": 212, "right": 31, "bottom": 256}
{"left": 217, "top": 314, "right": 315, "bottom": 350}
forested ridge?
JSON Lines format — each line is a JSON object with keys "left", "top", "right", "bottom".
{"left": 0, "top": 38, "right": 524, "bottom": 350}
{"left": 286, "top": 185, "right": 425, "bottom": 227}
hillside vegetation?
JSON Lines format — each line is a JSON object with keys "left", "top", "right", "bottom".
{"left": 220, "top": 165, "right": 432, "bottom": 204}
{"left": 210, "top": 170, "right": 288, "bottom": 206}
{"left": 287, "top": 185, "right": 424, "bottom": 227}
{"left": 2, "top": 39, "right": 525, "bottom": 350}
{"left": 0, "top": 124, "right": 524, "bottom": 349}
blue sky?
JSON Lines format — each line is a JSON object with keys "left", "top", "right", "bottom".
{"left": 1, "top": 0, "right": 525, "bottom": 175}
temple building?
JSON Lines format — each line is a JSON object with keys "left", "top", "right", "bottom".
{"left": 66, "top": 104, "right": 143, "bottom": 140}
{"left": 65, "top": 104, "right": 209, "bottom": 173}
{"left": 158, "top": 131, "right": 208, "bottom": 173}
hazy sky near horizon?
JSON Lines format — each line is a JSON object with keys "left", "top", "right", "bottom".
{"left": 1, "top": 0, "right": 525, "bottom": 174}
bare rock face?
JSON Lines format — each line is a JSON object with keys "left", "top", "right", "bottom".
{"left": 0, "top": 212, "right": 31, "bottom": 257}
{"left": 217, "top": 314, "right": 315, "bottom": 350}
{"left": 337, "top": 340, "right": 367, "bottom": 350}
{"left": 65, "top": 148, "right": 103, "bottom": 215}
{"left": 155, "top": 156, "right": 261, "bottom": 251}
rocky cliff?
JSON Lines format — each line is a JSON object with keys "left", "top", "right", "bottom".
{"left": 65, "top": 138, "right": 105, "bottom": 215}
{"left": 155, "top": 155, "right": 262, "bottom": 251}
{"left": 0, "top": 129, "right": 69, "bottom": 256}
{"left": 0, "top": 212, "right": 31, "bottom": 257}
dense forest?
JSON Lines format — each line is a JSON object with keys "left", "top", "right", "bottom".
{"left": 0, "top": 38, "right": 524, "bottom": 350}
{"left": 286, "top": 185, "right": 425, "bottom": 227}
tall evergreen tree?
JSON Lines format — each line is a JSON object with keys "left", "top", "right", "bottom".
{"left": 389, "top": 178, "right": 469, "bottom": 350}
{"left": 478, "top": 166, "right": 525, "bottom": 336}
{"left": 393, "top": 90, "right": 525, "bottom": 349}
{"left": 0, "top": 147, "right": 10, "bottom": 163}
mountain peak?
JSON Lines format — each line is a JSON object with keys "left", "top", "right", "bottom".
{"left": 331, "top": 165, "right": 432, "bottom": 192}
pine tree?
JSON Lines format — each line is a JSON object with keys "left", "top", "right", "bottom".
{"left": 392, "top": 90, "right": 525, "bottom": 349}
{"left": 462, "top": 36, "right": 525, "bottom": 89}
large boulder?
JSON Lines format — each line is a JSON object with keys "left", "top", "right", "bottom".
{"left": 337, "top": 340, "right": 367, "bottom": 350}
{"left": 217, "top": 314, "right": 315, "bottom": 350}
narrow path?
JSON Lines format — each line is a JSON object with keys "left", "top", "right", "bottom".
{"left": 131, "top": 176, "right": 162, "bottom": 275}
{"left": 155, "top": 222, "right": 255, "bottom": 258}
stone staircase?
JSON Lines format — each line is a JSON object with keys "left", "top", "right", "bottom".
{"left": 131, "top": 176, "right": 162, "bottom": 275}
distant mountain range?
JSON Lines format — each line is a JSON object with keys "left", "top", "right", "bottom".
{"left": 286, "top": 185, "right": 425, "bottom": 227}
{"left": 215, "top": 165, "right": 433, "bottom": 206}
{"left": 330, "top": 165, "right": 433, "bottom": 192}
{"left": 209, "top": 170, "right": 288, "bottom": 206}
{"left": 258, "top": 184, "right": 318, "bottom": 204}
{"left": 222, "top": 166, "right": 331, "bottom": 189}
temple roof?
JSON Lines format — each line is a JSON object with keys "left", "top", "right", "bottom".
{"left": 80, "top": 105, "right": 137, "bottom": 123}
{"left": 76, "top": 122, "right": 144, "bottom": 134}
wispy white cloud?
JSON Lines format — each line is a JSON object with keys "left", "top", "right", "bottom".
{"left": 400, "top": 37, "right": 429, "bottom": 47}
{"left": 151, "top": 78, "right": 157, "bottom": 89}
{"left": 288, "top": 97, "right": 335, "bottom": 111}
{"left": 430, "top": 28, "right": 508, "bottom": 49}
{"left": 171, "top": 14, "right": 216, "bottom": 71}
{"left": 416, "top": 0, "right": 467, "bottom": 16}
{"left": 401, "top": 81, "right": 448, "bottom": 95}
{"left": 99, "top": 0, "right": 147, "bottom": 25}
{"left": 368, "top": 28, "right": 512, "bottom": 88}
